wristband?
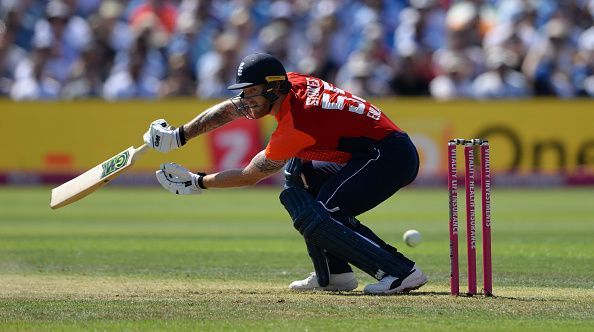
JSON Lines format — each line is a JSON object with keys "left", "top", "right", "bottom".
{"left": 178, "top": 126, "right": 187, "bottom": 146}
{"left": 196, "top": 172, "right": 207, "bottom": 189}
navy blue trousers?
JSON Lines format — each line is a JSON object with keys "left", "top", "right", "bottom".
{"left": 300, "top": 132, "right": 419, "bottom": 274}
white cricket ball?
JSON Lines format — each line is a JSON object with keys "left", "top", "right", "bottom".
{"left": 403, "top": 229, "right": 422, "bottom": 247}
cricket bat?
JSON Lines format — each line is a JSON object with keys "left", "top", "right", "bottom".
{"left": 50, "top": 144, "right": 149, "bottom": 209}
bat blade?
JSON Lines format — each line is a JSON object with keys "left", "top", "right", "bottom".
{"left": 50, "top": 144, "right": 148, "bottom": 209}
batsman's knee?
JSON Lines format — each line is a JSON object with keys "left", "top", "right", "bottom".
{"left": 279, "top": 186, "right": 324, "bottom": 237}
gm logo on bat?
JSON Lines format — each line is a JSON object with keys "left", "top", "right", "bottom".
{"left": 101, "top": 151, "right": 130, "bottom": 178}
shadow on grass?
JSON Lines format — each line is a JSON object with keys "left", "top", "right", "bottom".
{"left": 316, "top": 291, "right": 567, "bottom": 302}
{"left": 314, "top": 290, "right": 452, "bottom": 297}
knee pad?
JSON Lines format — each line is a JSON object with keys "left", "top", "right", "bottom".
{"left": 279, "top": 186, "right": 413, "bottom": 280}
{"left": 279, "top": 186, "right": 324, "bottom": 237}
{"left": 280, "top": 187, "right": 329, "bottom": 286}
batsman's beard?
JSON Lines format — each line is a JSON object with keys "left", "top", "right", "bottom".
{"left": 230, "top": 95, "right": 271, "bottom": 119}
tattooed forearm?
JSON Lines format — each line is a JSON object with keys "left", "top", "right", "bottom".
{"left": 183, "top": 100, "right": 242, "bottom": 140}
{"left": 251, "top": 151, "right": 286, "bottom": 174}
{"left": 200, "top": 151, "right": 286, "bottom": 188}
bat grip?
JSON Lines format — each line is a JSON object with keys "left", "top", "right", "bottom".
{"left": 136, "top": 143, "right": 149, "bottom": 152}
{"left": 133, "top": 144, "right": 150, "bottom": 159}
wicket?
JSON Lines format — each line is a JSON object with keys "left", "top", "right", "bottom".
{"left": 448, "top": 138, "right": 493, "bottom": 296}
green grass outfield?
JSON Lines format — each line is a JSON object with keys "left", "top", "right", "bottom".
{"left": 1, "top": 187, "right": 593, "bottom": 331}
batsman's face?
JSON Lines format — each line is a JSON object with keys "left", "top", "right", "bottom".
{"left": 240, "top": 85, "right": 271, "bottom": 119}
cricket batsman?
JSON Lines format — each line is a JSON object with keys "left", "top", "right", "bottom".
{"left": 143, "top": 53, "right": 427, "bottom": 294}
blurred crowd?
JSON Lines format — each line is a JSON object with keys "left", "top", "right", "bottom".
{"left": 1, "top": 0, "right": 593, "bottom": 101}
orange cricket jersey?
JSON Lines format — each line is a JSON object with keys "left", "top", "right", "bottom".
{"left": 265, "top": 73, "right": 402, "bottom": 163}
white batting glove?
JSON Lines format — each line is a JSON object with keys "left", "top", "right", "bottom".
{"left": 155, "top": 163, "right": 206, "bottom": 195}
{"left": 143, "top": 119, "right": 186, "bottom": 153}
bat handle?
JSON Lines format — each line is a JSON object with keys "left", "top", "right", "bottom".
{"left": 133, "top": 144, "right": 150, "bottom": 159}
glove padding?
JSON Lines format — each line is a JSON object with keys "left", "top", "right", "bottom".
{"left": 143, "top": 119, "right": 185, "bottom": 153}
{"left": 156, "top": 163, "right": 204, "bottom": 195}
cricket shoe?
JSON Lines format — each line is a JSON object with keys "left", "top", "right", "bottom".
{"left": 289, "top": 272, "right": 358, "bottom": 291}
{"left": 363, "top": 264, "right": 427, "bottom": 295}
